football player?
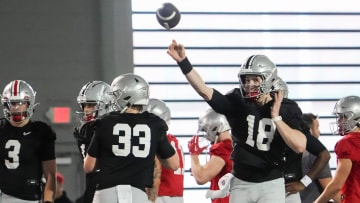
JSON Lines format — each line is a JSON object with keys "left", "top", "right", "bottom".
{"left": 298, "top": 113, "right": 341, "bottom": 203}
{"left": 73, "top": 80, "right": 114, "bottom": 203}
{"left": 167, "top": 40, "right": 307, "bottom": 203}
{"left": 315, "top": 96, "right": 360, "bottom": 203}
{"left": 190, "top": 109, "right": 233, "bottom": 203}
{"left": 0, "top": 80, "right": 56, "bottom": 203}
{"left": 272, "top": 79, "right": 331, "bottom": 203}
{"left": 145, "top": 98, "right": 185, "bottom": 203}
{"left": 83, "top": 73, "right": 179, "bottom": 203}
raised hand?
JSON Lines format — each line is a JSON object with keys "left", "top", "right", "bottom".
{"left": 167, "top": 40, "right": 186, "bottom": 62}
{"left": 271, "top": 89, "right": 284, "bottom": 118}
{"left": 188, "top": 135, "right": 207, "bottom": 155}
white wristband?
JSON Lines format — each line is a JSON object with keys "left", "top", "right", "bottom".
{"left": 300, "top": 175, "right": 312, "bottom": 187}
{"left": 272, "top": 116, "right": 282, "bottom": 122}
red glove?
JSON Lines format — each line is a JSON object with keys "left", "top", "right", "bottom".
{"left": 188, "top": 135, "right": 207, "bottom": 155}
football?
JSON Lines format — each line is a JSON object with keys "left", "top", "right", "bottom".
{"left": 156, "top": 2, "right": 181, "bottom": 30}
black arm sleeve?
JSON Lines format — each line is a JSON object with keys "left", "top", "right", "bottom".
{"left": 306, "top": 134, "right": 326, "bottom": 155}
{"left": 207, "top": 89, "right": 233, "bottom": 115}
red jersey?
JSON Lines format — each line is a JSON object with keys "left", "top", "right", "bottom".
{"left": 158, "top": 134, "right": 185, "bottom": 196}
{"left": 334, "top": 132, "right": 360, "bottom": 203}
{"left": 209, "top": 139, "right": 233, "bottom": 203}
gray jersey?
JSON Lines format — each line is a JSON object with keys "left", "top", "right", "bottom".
{"left": 300, "top": 151, "right": 332, "bottom": 203}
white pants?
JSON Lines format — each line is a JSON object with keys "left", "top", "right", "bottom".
{"left": 285, "top": 192, "right": 301, "bottom": 203}
{"left": 92, "top": 185, "right": 148, "bottom": 203}
{"left": 230, "top": 177, "right": 285, "bottom": 203}
{"left": 1, "top": 192, "right": 38, "bottom": 203}
{"left": 156, "top": 196, "right": 184, "bottom": 203}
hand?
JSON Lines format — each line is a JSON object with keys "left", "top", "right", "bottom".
{"left": 285, "top": 181, "right": 305, "bottom": 194}
{"left": 167, "top": 40, "right": 186, "bottom": 62}
{"left": 271, "top": 90, "right": 283, "bottom": 118}
{"left": 206, "top": 173, "right": 234, "bottom": 199}
{"left": 188, "top": 135, "right": 207, "bottom": 155}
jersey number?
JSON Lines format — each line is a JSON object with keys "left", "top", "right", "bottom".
{"left": 245, "top": 115, "right": 275, "bottom": 151}
{"left": 170, "top": 140, "right": 185, "bottom": 175}
{"left": 112, "top": 123, "right": 150, "bottom": 158}
{"left": 5, "top": 140, "right": 20, "bottom": 169}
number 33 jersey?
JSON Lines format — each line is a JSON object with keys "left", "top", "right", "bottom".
{"left": 0, "top": 118, "right": 56, "bottom": 200}
{"left": 87, "top": 111, "right": 176, "bottom": 191}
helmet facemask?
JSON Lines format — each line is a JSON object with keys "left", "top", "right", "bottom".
{"left": 330, "top": 112, "right": 359, "bottom": 136}
{"left": 76, "top": 81, "right": 114, "bottom": 124}
{"left": 238, "top": 55, "right": 278, "bottom": 101}
{"left": 1, "top": 80, "right": 37, "bottom": 123}
{"left": 198, "top": 109, "right": 231, "bottom": 144}
{"left": 330, "top": 95, "right": 360, "bottom": 136}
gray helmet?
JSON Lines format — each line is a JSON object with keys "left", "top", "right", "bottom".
{"left": 110, "top": 73, "right": 149, "bottom": 113}
{"left": 272, "top": 77, "right": 289, "bottom": 98}
{"left": 146, "top": 98, "right": 171, "bottom": 125}
{"left": 198, "top": 109, "right": 231, "bottom": 143}
{"left": 1, "top": 80, "right": 38, "bottom": 122}
{"left": 331, "top": 95, "right": 360, "bottom": 136}
{"left": 76, "top": 81, "right": 114, "bottom": 122}
{"left": 238, "top": 55, "right": 278, "bottom": 99}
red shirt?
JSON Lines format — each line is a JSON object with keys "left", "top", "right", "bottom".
{"left": 335, "top": 132, "right": 360, "bottom": 203}
{"left": 209, "top": 139, "right": 233, "bottom": 203}
{"left": 158, "top": 134, "right": 185, "bottom": 196}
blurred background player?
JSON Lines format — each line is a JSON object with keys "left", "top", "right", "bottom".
{"left": 83, "top": 73, "right": 179, "bottom": 203}
{"left": 271, "top": 78, "right": 331, "bottom": 203}
{"left": 315, "top": 95, "right": 360, "bottom": 203}
{"left": 145, "top": 98, "right": 185, "bottom": 203}
{"left": 189, "top": 109, "right": 233, "bottom": 203}
{"left": 299, "top": 113, "right": 341, "bottom": 203}
{"left": 73, "top": 80, "right": 114, "bottom": 203}
{"left": 0, "top": 80, "right": 56, "bottom": 203}
{"left": 55, "top": 172, "right": 73, "bottom": 203}
{"left": 167, "top": 40, "right": 307, "bottom": 202}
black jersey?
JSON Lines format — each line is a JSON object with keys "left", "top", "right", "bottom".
{"left": 208, "top": 89, "right": 304, "bottom": 182}
{"left": 87, "top": 111, "right": 175, "bottom": 191}
{"left": 0, "top": 118, "right": 56, "bottom": 200}
{"left": 73, "top": 121, "right": 98, "bottom": 203}
{"left": 284, "top": 131, "right": 327, "bottom": 183}
{"left": 74, "top": 121, "right": 96, "bottom": 159}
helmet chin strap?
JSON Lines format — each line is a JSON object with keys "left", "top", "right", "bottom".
{"left": 11, "top": 112, "right": 27, "bottom": 122}
{"left": 245, "top": 91, "right": 261, "bottom": 102}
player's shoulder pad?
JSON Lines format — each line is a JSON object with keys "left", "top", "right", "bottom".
{"left": 225, "top": 88, "right": 240, "bottom": 96}
{"left": 281, "top": 98, "right": 302, "bottom": 113}
{"left": 31, "top": 121, "right": 57, "bottom": 141}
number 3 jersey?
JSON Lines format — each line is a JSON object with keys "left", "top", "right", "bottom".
{"left": 208, "top": 89, "right": 304, "bottom": 183}
{"left": 0, "top": 118, "right": 56, "bottom": 200}
{"left": 87, "top": 111, "right": 176, "bottom": 192}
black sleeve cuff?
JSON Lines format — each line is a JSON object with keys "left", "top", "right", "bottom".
{"left": 177, "top": 57, "right": 193, "bottom": 75}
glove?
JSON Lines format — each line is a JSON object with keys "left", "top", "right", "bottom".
{"left": 205, "top": 173, "right": 234, "bottom": 199}
{"left": 188, "top": 135, "right": 207, "bottom": 155}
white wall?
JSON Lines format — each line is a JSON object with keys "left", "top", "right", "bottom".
{"left": 132, "top": 1, "right": 360, "bottom": 202}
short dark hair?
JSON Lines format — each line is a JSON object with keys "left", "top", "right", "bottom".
{"left": 302, "top": 113, "right": 318, "bottom": 129}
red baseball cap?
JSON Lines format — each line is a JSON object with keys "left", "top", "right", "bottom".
{"left": 56, "top": 172, "right": 64, "bottom": 184}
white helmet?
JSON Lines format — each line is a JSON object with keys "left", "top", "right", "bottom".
{"left": 331, "top": 95, "right": 360, "bottom": 136}
{"left": 238, "top": 55, "right": 278, "bottom": 99}
{"left": 198, "top": 109, "right": 230, "bottom": 143}
{"left": 110, "top": 73, "right": 149, "bottom": 113}
{"left": 146, "top": 98, "right": 171, "bottom": 125}
{"left": 1, "top": 80, "right": 38, "bottom": 122}
{"left": 76, "top": 81, "right": 114, "bottom": 123}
